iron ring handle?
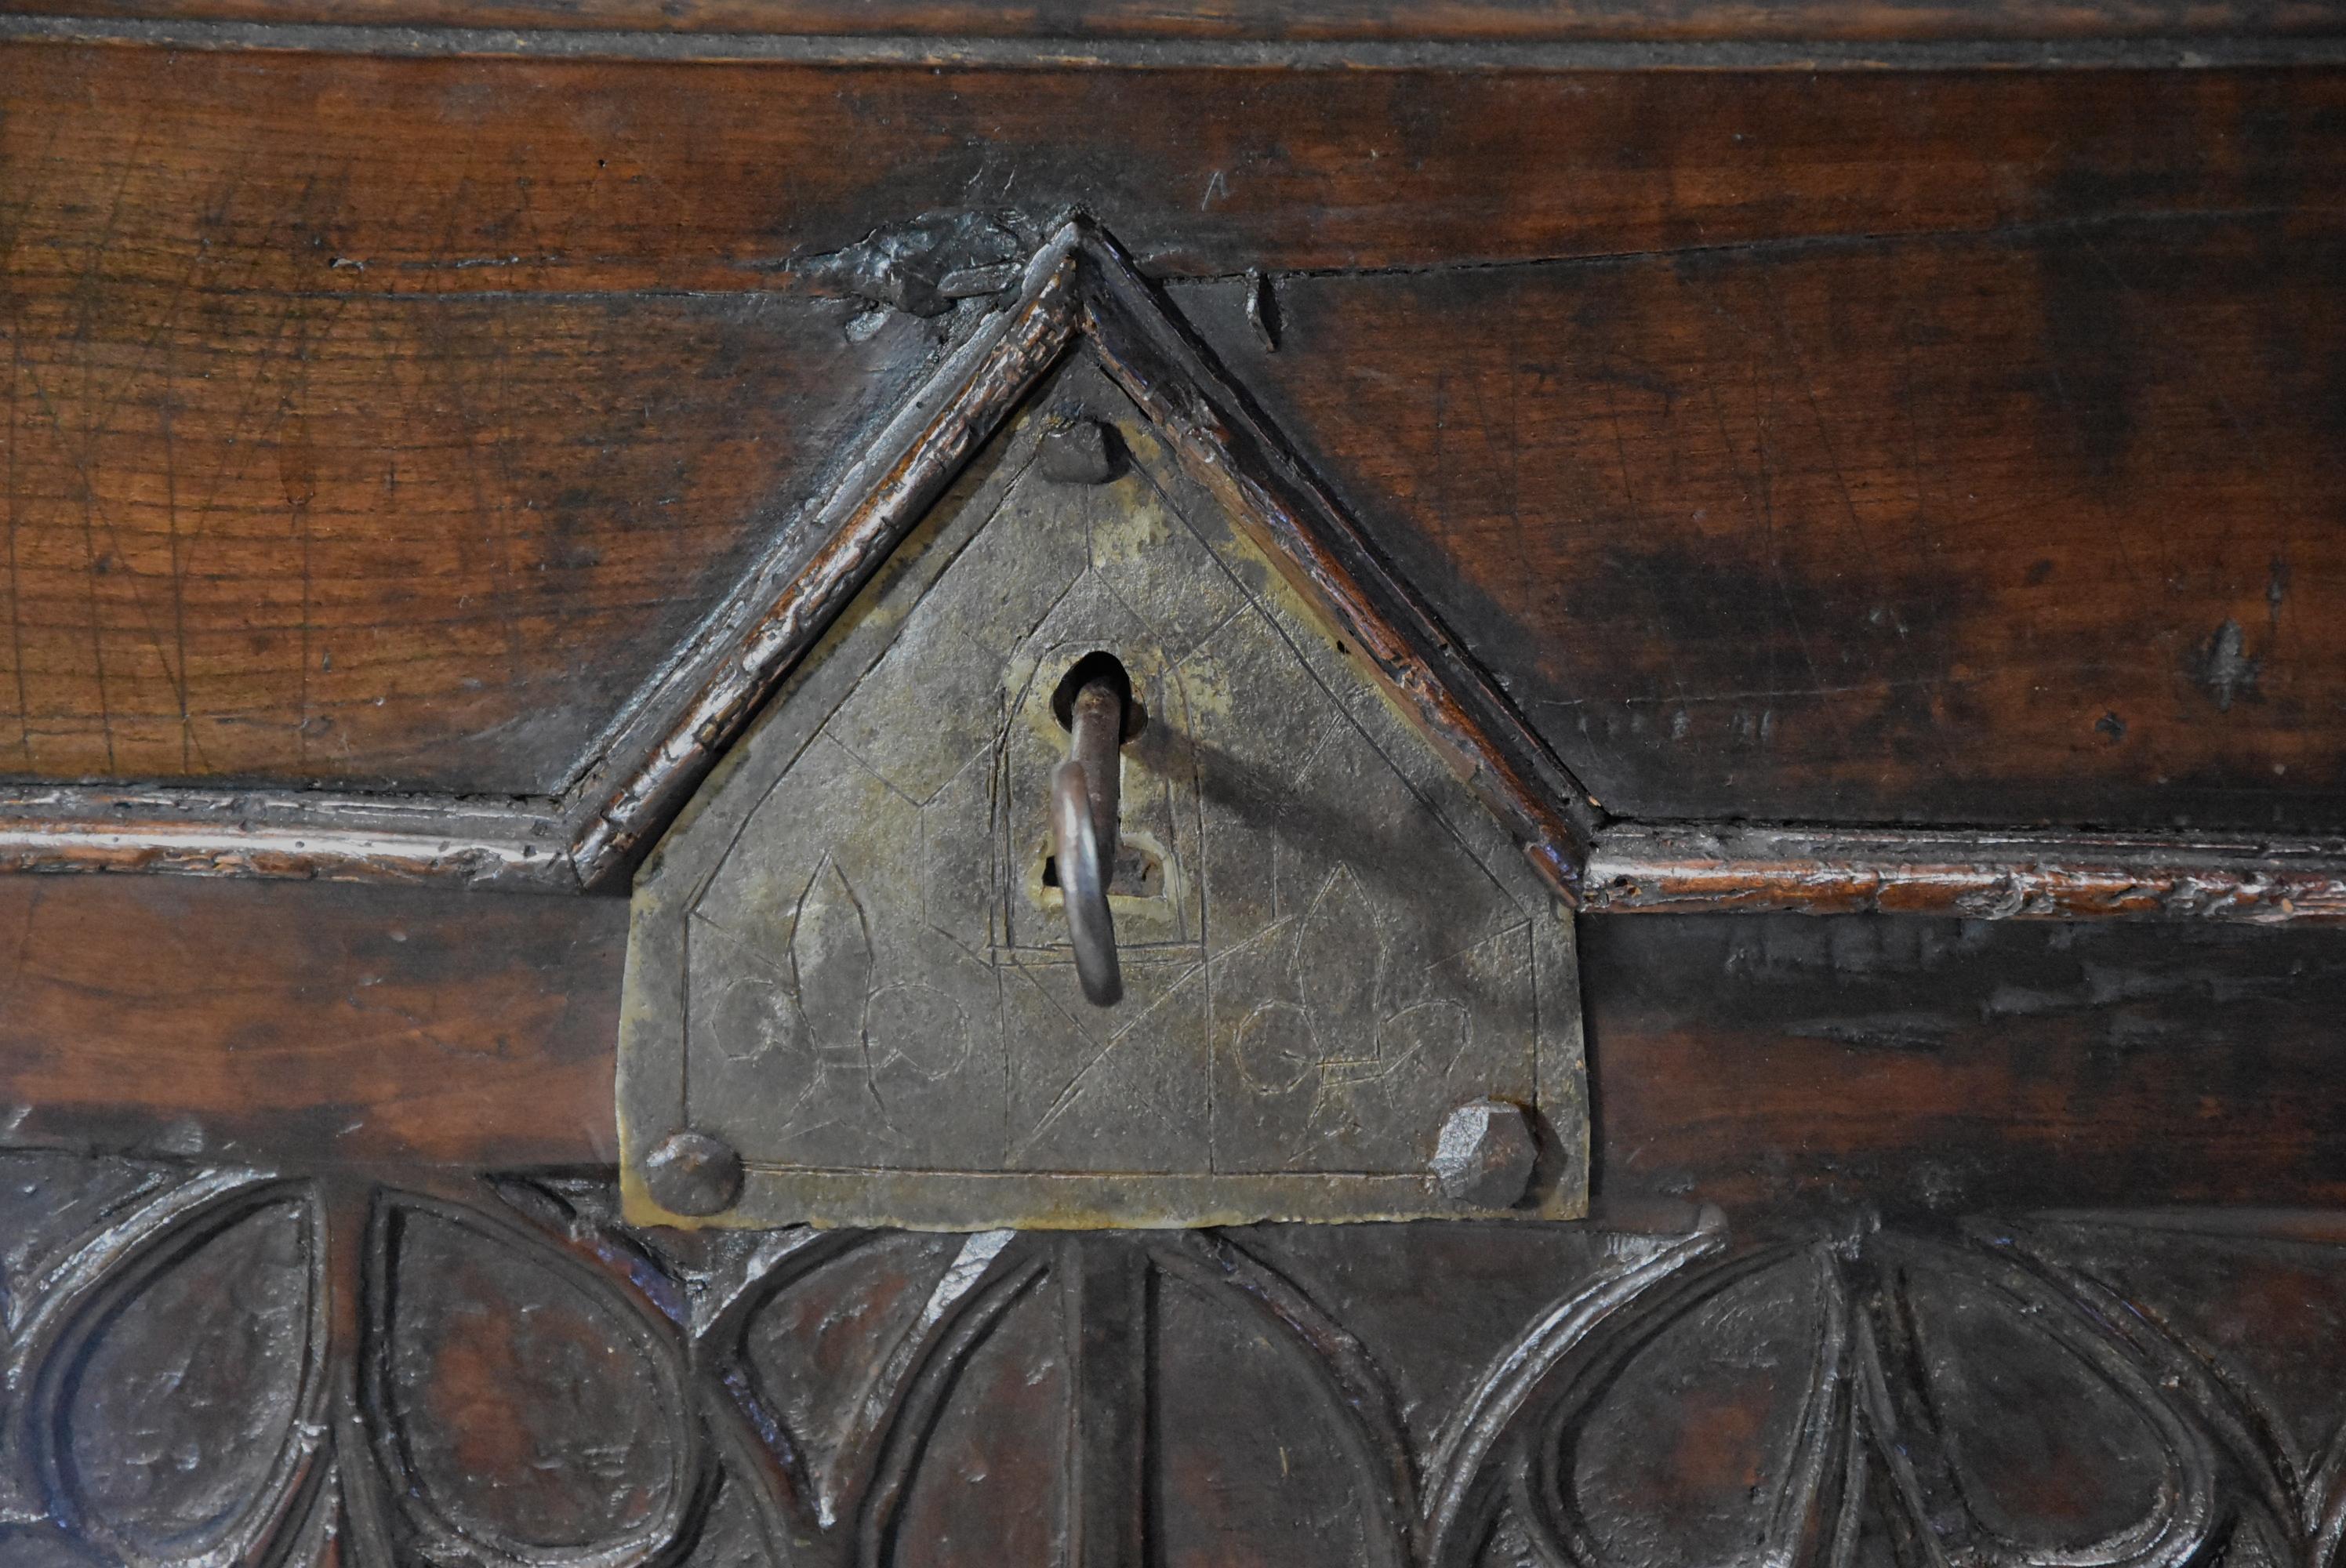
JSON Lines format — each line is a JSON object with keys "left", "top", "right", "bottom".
{"left": 1050, "top": 757, "right": 1123, "bottom": 1006}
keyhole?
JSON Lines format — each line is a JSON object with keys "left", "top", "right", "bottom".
{"left": 1048, "top": 652, "right": 1139, "bottom": 1008}
{"left": 1041, "top": 841, "right": 1164, "bottom": 898}
{"left": 1050, "top": 651, "right": 1146, "bottom": 740}
{"left": 1040, "top": 650, "right": 1156, "bottom": 902}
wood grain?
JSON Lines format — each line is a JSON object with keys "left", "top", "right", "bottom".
{"left": 1585, "top": 912, "right": 2346, "bottom": 1214}
{"left": 4, "top": 882, "right": 2344, "bottom": 1563}
{"left": 1081, "top": 233, "right": 1599, "bottom": 895}
{"left": 6, "top": 46, "right": 2340, "bottom": 289}
{"left": 14, "top": 0, "right": 2346, "bottom": 42}
{"left": 7, "top": 42, "right": 2346, "bottom": 847}
{"left": 0, "top": 876, "right": 626, "bottom": 1167}
{"left": 5, "top": 44, "right": 2343, "bottom": 816}
{"left": 1586, "top": 822, "right": 2346, "bottom": 920}
{"left": 572, "top": 233, "right": 1083, "bottom": 887}
{"left": 0, "top": 263, "right": 951, "bottom": 791}
{"left": 11, "top": 1152, "right": 2346, "bottom": 1564}
{"left": 2, "top": 30, "right": 2342, "bottom": 1562}
{"left": 9, "top": 870, "right": 2344, "bottom": 1219}
{"left": 1182, "top": 212, "right": 2346, "bottom": 834}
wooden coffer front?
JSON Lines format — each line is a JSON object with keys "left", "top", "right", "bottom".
{"left": 2, "top": 9, "right": 2345, "bottom": 1566}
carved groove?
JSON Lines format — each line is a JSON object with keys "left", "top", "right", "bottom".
{"left": 2, "top": 1151, "right": 2341, "bottom": 1566}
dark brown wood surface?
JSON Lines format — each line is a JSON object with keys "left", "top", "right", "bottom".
{"left": 0, "top": 260, "right": 950, "bottom": 792}
{"left": 6, "top": 48, "right": 2335, "bottom": 286}
{"left": 5, "top": 42, "right": 2344, "bottom": 848}
{"left": 1583, "top": 912, "right": 2346, "bottom": 1215}
{"left": 14, "top": 0, "right": 2346, "bottom": 41}
{"left": 1182, "top": 212, "right": 2346, "bottom": 833}
{"left": 2, "top": 26, "right": 2344, "bottom": 1568}
{"left": 1584, "top": 822, "right": 2346, "bottom": 918}
{"left": 17, "top": 1154, "right": 2346, "bottom": 1567}
{"left": 8, "top": 873, "right": 2341, "bottom": 1220}
{"left": 0, "top": 876, "right": 625, "bottom": 1167}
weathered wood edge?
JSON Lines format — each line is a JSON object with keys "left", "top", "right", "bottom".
{"left": 1073, "top": 228, "right": 1601, "bottom": 903}
{"left": 6, "top": 15, "right": 2346, "bottom": 66}
{"left": 1585, "top": 822, "right": 2346, "bottom": 922}
{"left": 565, "top": 227, "right": 1087, "bottom": 888}
{"left": 0, "top": 786, "right": 574, "bottom": 888}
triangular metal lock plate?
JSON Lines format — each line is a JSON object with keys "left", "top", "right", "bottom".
{"left": 619, "top": 353, "right": 1585, "bottom": 1230}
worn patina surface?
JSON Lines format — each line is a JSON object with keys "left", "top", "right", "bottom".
{"left": 619, "top": 367, "right": 1585, "bottom": 1229}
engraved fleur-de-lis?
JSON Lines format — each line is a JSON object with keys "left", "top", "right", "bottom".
{"left": 1231, "top": 865, "right": 1472, "bottom": 1129}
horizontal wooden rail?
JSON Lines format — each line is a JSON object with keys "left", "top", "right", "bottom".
{"left": 1586, "top": 823, "right": 2346, "bottom": 923}
{"left": 7, "top": 16, "right": 2346, "bottom": 65}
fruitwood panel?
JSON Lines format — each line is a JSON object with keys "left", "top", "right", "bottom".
{"left": 5, "top": 49, "right": 2338, "bottom": 287}
{"left": 1584, "top": 912, "right": 2346, "bottom": 1214}
{"left": 0, "top": 273, "right": 949, "bottom": 790}
{"left": 0, "top": 877, "right": 625, "bottom": 1167}
{"left": 1183, "top": 213, "right": 2346, "bottom": 833}
{"left": 16, "top": 0, "right": 2346, "bottom": 41}
{"left": 6, "top": 45, "right": 2344, "bottom": 815}
{"left": 6, "top": 876, "right": 2343, "bottom": 1216}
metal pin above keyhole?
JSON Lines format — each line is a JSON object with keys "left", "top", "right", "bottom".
{"left": 1049, "top": 654, "right": 1142, "bottom": 1007}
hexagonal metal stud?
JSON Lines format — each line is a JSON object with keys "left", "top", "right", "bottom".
{"left": 644, "top": 1129, "right": 744, "bottom": 1218}
{"left": 1429, "top": 1099, "right": 1539, "bottom": 1209}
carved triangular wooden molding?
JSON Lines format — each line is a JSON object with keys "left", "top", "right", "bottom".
{"left": 0, "top": 223, "right": 1594, "bottom": 902}
{"left": 4, "top": 220, "right": 2341, "bottom": 921}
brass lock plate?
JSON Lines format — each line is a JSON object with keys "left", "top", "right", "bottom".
{"left": 619, "top": 368, "right": 1586, "bottom": 1229}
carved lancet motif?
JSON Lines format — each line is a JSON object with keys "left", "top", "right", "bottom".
{"left": 2, "top": 1149, "right": 2344, "bottom": 1566}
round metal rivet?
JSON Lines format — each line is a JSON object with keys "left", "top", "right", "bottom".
{"left": 644, "top": 1129, "right": 744, "bottom": 1218}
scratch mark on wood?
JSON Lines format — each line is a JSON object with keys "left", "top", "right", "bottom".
{"left": 7, "top": 332, "right": 31, "bottom": 770}
{"left": 165, "top": 307, "right": 191, "bottom": 772}
{"left": 2196, "top": 619, "right": 2259, "bottom": 712}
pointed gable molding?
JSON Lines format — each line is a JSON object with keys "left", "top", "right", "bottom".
{"left": 565, "top": 227, "right": 1088, "bottom": 887}
{"left": 3, "top": 219, "right": 2340, "bottom": 923}
{"left": 1073, "top": 227, "right": 1600, "bottom": 902}
{"left": 0, "top": 220, "right": 1601, "bottom": 902}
